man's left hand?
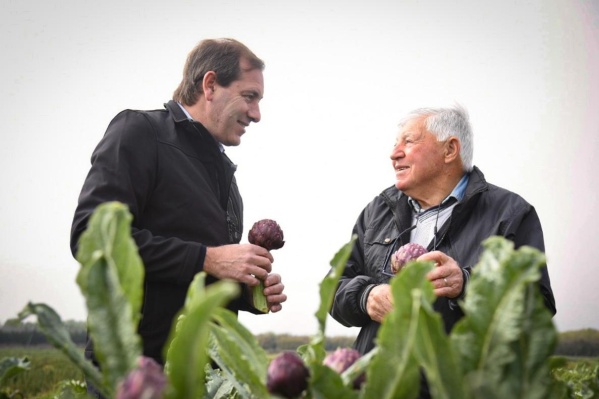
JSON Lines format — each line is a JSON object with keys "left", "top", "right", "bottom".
{"left": 418, "top": 251, "right": 463, "bottom": 298}
{"left": 263, "top": 273, "right": 287, "bottom": 312}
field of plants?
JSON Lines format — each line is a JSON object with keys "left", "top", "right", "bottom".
{"left": 1, "top": 345, "right": 598, "bottom": 398}
{"left": 0, "top": 345, "right": 85, "bottom": 398}
{"left": 1, "top": 202, "right": 599, "bottom": 398}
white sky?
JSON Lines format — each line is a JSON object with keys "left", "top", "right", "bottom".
{"left": 1, "top": 0, "right": 598, "bottom": 338}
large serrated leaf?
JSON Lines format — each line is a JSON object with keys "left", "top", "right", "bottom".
{"left": 163, "top": 274, "right": 239, "bottom": 399}
{"left": 451, "top": 236, "right": 555, "bottom": 399}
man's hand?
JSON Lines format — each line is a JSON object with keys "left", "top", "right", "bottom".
{"left": 366, "top": 284, "right": 393, "bottom": 323}
{"left": 419, "top": 250, "right": 464, "bottom": 298}
{"left": 203, "top": 244, "right": 274, "bottom": 286}
{"left": 263, "top": 273, "right": 287, "bottom": 313}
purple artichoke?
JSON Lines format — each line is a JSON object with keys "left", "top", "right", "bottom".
{"left": 390, "top": 243, "right": 428, "bottom": 274}
{"left": 323, "top": 347, "right": 365, "bottom": 389}
{"left": 266, "top": 351, "right": 309, "bottom": 398}
{"left": 116, "top": 356, "right": 166, "bottom": 399}
{"left": 248, "top": 219, "right": 285, "bottom": 251}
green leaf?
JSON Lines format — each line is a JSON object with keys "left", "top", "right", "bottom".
{"left": 204, "top": 366, "right": 239, "bottom": 399}
{"left": 410, "top": 288, "right": 467, "bottom": 399}
{"left": 309, "top": 363, "right": 359, "bottom": 399}
{"left": 76, "top": 201, "right": 144, "bottom": 326}
{"left": 163, "top": 274, "right": 239, "bottom": 399}
{"left": 493, "top": 281, "right": 559, "bottom": 399}
{"left": 361, "top": 261, "right": 434, "bottom": 399}
{"left": 308, "top": 235, "right": 356, "bottom": 362}
{"left": 208, "top": 307, "right": 269, "bottom": 398}
{"left": 75, "top": 202, "right": 144, "bottom": 391}
{"left": 451, "top": 236, "right": 555, "bottom": 399}
{"left": 17, "top": 303, "right": 107, "bottom": 396}
{"left": 0, "top": 356, "right": 30, "bottom": 387}
{"left": 207, "top": 336, "right": 253, "bottom": 398}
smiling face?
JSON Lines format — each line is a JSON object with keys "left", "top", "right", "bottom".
{"left": 390, "top": 115, "right": 448, "bottom": 206}
{"left": 204, "top": 58, "right": 264, "bottom": 146}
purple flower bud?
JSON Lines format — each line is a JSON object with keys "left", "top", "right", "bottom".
{"left": 267, "top": 351, "right": 309, "bottom": 398}
{"left": 116, "top": 356, "right": 166, "bottom": 399}
{"left": 248, "top": 219, "right": 285, "bottom": 251}
{"left": 323, "top": 348, "right": 365, "bottom": 389}
{"left": 390, "top": 243, "right": 428, "bottom": 274}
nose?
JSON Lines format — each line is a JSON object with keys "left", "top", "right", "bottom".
{"left": 249, "top": 103, "right": 261, "bottom": 123}
{"left": 390, "top": 143, "right": 404, "bottom": 160}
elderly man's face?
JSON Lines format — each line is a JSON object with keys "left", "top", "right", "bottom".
{"left": 390, "top": 115, "right": 447, "bottom": 202}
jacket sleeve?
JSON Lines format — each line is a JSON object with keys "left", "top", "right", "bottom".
{"left": 70, "top": 110, "right": 204, "bottom": 286}
{"left": 509, "top": 205, "right": 556, "bottom": 316}
{"left": 329, "top": 209, "right": 377, "bottom": 328}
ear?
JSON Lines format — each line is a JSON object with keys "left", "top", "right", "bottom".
{"left": 444, "top": 137, "right": 461, "bottom": 163}
{"left": 202, "top": 71, "right": 217, "bottom": 101}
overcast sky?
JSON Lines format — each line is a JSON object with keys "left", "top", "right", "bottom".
{"left": 1, "top": 0, "right": 598, "bottom": 338}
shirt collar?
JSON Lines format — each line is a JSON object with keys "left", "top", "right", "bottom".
{"left": 408, "top": 173, "right": 470, "bottom": 213}
{"left": 177, "top": 102, "right": 225, "bottom": 153}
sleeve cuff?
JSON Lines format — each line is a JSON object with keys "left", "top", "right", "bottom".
{"left": 448, "top": 267, "right": 470, "bottom": 310}
{"left": 359, "top": 284, "right": 378, "bottom": 314}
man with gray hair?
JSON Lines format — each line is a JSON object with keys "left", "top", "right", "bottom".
{"left": 329, "top": 104, "right": 555, "bottom": 398}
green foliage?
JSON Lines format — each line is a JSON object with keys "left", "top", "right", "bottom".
{"left": 450, "top": 237, "right": 558, "bottom": 398}
{"left": 0, "top": 347, "right": 83, "bottom": 398}
{"left": 7, "top": 202, "right": 599, "bottom": 398}
{"left": 163, "top": 273, "right": 239, "bottom": 399}
{"left": 74, "top": 201, "right": 144, "bottom": 395}
{"left": 552, "top": 357, "right": 599, "bottom": 398}
{"left": 0, "top": 356, "right": 30, "bottom": 387}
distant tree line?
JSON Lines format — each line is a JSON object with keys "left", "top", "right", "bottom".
{"left": 554, "top": 328, "right": 599, "bottom": 357}
{"left": 255, "top": 333, "right": 355, "bottom": 353}
{"left": 0, "top": 319, "right": 87, "bottom": 346}
{"left": 2, "top": 319, "right": 597, "bottom": 357}
{"left": 0, "top": 319, "right": 354, "bottom": 351}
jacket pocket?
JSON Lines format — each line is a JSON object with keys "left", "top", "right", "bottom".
{"left": 364, "top": 227, "right": 398, "bottom": 283}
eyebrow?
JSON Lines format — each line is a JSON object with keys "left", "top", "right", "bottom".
{"left": 243, "top": 89, "right": 263, "bottom": 100}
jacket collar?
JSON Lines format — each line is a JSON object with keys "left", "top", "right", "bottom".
{"left": 164, "top": 100, "right": 190, "bottom": 123}
{"left": 462, "top": 166, "right": 488, "bottom": 201}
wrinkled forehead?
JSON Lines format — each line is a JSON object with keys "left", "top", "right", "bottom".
{"left": 396, "top": 114, "right": 428, "bottom": 138}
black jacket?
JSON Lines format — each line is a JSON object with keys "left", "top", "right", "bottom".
{"left": 71, "top": 100, "right": 259, "bottom": 363}
{"left": 330, "top": 166, "right": 556, "bottom": 355}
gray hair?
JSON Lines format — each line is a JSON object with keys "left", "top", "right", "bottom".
{"left": 398, "top": 104, "right": 474, "bottom": 172}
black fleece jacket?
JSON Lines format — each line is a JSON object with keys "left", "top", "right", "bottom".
{"left": 71, "top": 100, "right": 259, "bottom": 364}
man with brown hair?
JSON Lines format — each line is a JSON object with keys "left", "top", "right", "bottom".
{"left": 71, "top": 38, "right": 287, "bottom": 377}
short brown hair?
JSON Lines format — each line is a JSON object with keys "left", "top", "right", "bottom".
{"left": 172, "top": 38, "right": 265, "bottom": 106}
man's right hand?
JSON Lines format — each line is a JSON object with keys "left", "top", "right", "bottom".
{"left": 203, "top": 244, "right": 274, "bottom": 286}
{"left": 366, "top": 284, "right": 394, "bottom": 323}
